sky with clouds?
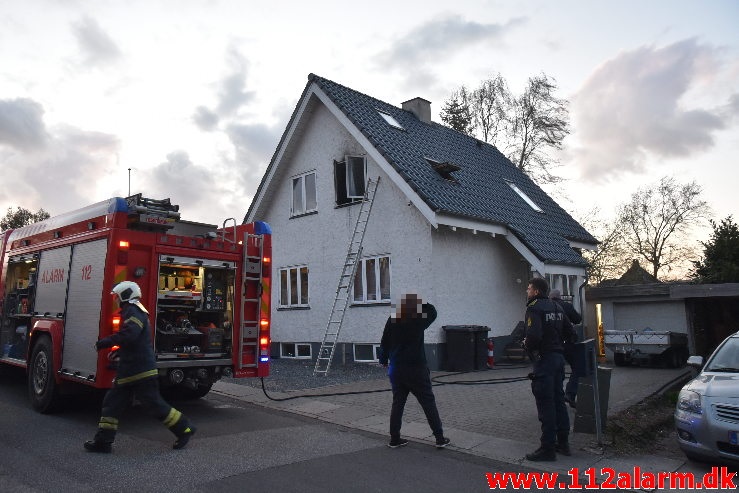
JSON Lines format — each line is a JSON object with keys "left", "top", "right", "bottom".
{"left": 0, "top": 0, "right": 737, "bottom": 242}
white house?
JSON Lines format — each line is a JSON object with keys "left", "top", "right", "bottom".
{"left": 245, "top": 74, "right": 598, "bottom": 369}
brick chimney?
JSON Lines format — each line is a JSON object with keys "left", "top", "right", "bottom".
{"left": 401, "top": 97, "right": 431, "bottom": 123}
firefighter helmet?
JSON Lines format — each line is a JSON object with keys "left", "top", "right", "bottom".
{"left": 111, "top": 281, "right": 142, "bottom": 303}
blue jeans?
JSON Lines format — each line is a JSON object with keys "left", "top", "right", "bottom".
{"left": 530, "top": 352, "right": 569, "bottom": 447}
{"left": 388, "top": 365, "right": 443, "bottom": 439}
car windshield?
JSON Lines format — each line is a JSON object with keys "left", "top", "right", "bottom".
{"left": 704, "top": 337, "right": 739, "bottom": 372}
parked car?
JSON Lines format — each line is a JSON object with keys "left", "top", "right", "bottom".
{"left": 674, "top": 331, "right": 739, "bottom": 464}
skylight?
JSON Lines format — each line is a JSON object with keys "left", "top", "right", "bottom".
{"left": 507, "top": 181, "right": 543, "bottom": 213}
{"left": 377, "top": 110, "right": 404, "bottom": 130}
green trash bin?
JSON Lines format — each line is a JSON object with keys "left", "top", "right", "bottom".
{"left": 443, "top": 325, "right": 490, "bottom": 371}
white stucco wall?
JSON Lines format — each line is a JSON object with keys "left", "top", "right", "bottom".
{"left": 260, "top": 102, "right": 432, "bottom": 347}
{"left": 428, "top": 227, "right": 529, "bottom": 341}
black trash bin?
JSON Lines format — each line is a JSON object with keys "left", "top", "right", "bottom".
{"left": 443, "top": 325, "right": 490, "bottom": 371}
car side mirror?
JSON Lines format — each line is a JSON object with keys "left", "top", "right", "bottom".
{"left": 686, "top": 355, "right": 703, "bottom": 369}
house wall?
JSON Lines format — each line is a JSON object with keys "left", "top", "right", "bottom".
{"left": 261, "top": 102, "right": 433, "bottom": 356}
{"left": 257, "top": 99, "right": 584, "bottom": 369}
{"left": 428, "top": 227, "right": 528, "bottom": 339}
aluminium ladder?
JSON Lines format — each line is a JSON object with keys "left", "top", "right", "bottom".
{"left": 314, "top": 176, "right": 380, "bottom": 376}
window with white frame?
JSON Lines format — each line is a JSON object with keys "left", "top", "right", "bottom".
{"left": 279, "top": 265, "right": 309, "bottom": 307}
{"left": 334, "top": 156, "right": 366, "bottom": 205}
{"left": 281, "top": 343, "right": 312, "bottom": 359}
{"left": 291, "top": 171, "right": 317, "bottom": 217}
{"left": 353, "top": 255, "right": 391, "bottom": 303}
{"left": 354, "top": 343, "right": 381, "bottom": 362}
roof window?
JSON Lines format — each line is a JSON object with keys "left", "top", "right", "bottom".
{"left": 377, "top": 110, "right": 404, "bottom": 130}
{"left": 506, "top": 181, "right": 543, "bottom": 213}
{"left": 426, "top": 157, "right": 460, "bottom": 182}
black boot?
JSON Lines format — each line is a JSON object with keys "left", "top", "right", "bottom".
{"left": 525, "top": 446, "right": 556, "bottom": 461}
{"left": 556, "top": 432, "right": 571, "bottom": 456}
{"left": 84, "top": 440, "right": 112, "bottom": 453}
{"left": 85, "top": 427, "right": 115, "bottom": 453}
{"left": 555, "top": 442, "right": 571, "bottom": 456}
{"left": 169, "top": 416, "right": 197, "bottom": 450}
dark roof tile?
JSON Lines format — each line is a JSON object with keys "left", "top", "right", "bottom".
{"left": 307, "top": 74, "right": 597, "bottom": 266}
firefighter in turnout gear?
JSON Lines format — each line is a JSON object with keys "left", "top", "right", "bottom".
{"left": 84, "top": 281, "right": 196, "bottom": 453}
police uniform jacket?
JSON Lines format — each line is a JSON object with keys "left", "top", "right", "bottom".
{"left": 524, "top": 295, "right": 572, "bottom": 355}
{"left": 96, "top": 301, "right": 157, "bottom": 385}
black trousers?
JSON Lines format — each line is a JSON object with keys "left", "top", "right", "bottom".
{"left": 530, "top": 351, "right": 569, "bottom": 448}
{"left": 94, "top": 377, "right": 188, "bottom": 443}
{"left": 388, "top": 365, "right": 443, "bottom": 439}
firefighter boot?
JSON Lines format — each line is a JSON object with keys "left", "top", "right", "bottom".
{"left": 84, "top": 428, "right": 115, "bottom": 453}
{"left": 167, "top": 411, "right": 196, "bottom": 450}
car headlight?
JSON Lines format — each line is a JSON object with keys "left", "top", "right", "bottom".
{"left": 677, "top": 389, "right": 702, "bottom": 414}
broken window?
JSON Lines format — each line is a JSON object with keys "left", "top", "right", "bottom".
{"left": 334, "top": 156, "right": 366, "bottom": 205}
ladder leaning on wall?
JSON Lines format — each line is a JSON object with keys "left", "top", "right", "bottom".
{"left": 314, "top": 176, "right": 381, "bottom": 376}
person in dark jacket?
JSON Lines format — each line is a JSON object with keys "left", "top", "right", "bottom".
{"left": 523, "top": 278, "right": 574, "bottom": 461}
{"left": 549, "top": 289, "right": 582, "bottom": 407}
{"left": 379, "top": 293, "right": 450, "bottom": 449}
{"left": 84, "top": 281, "right": 196, "bottom": 453}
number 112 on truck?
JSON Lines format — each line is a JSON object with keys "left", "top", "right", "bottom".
{"left": 0, "top": 194, "right": 272, "bottom": 412}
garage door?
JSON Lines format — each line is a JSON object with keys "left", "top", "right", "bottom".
{"left": 613, "top": 301, "right": 688, "bottom": 333}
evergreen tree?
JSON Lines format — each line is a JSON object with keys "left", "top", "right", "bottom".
{"left": 692, "top": 216, "right": 739, "bottom": 283}
{"left": 439, "top": 88, "right": 473, "bottom": 135}
{"left": 0, "top": 207, "right": 50, "bottom": 231}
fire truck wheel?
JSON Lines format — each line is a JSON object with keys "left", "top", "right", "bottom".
{"left": 163, "top": 382, "right": 213, "bottom": 401}
{"left": 28, "top": 336, "right": 60, "bottom": 413}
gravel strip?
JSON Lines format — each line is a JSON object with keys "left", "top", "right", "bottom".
{"left": 224, "top": 358, "right": 388, "bottom": 393}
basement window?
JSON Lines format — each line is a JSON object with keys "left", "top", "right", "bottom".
{"left": 377, "top": 110, "right": 404, "bottom": 130}
{"left": 281, "top": 343, "right": 312, "bottom": 359}
{"left": 506, "top": 181, "right": 543, "bottom": 213}
{"left": 426, "top": 157, "right": 461, "bottom": 182}
{"left": 354, "top": 343, "right": 381, "bottom": 362}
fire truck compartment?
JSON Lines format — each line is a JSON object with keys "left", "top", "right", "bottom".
{"left": 155, "top": 256, "right": 235, "bottom": 361}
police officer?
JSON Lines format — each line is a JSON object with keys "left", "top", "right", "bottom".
{"left": 523, "top": 278, "right": 574, "bottom": 461}
{"left": 84, "top": 281, "right": 196, "bottom": 453}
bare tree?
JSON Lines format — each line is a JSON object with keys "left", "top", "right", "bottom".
{"left": 468, "top": 74, "right": 510, "bottom": 144}
{"left": 574, "top": 207, "right": 630, "bottom": 284}
{"left": 440, "top": 72, "right": 569, "bottom": 185}
{"left": 506, "top": 74, "right": 569, "bottom": 185}
{"left": 618, "top": 176, "right": 710, "bottom": 279}
{"left": 1, "top": 206, "right": 50, "bottom": 231}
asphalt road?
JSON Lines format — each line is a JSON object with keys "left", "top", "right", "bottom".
{"left": 0, "top": 368, "right": 555, "bottom": 493}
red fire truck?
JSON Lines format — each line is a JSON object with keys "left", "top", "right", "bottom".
{"left": 0, "top": 194, "right": 271, "bottom": 413}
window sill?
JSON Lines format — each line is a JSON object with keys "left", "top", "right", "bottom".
{"left": 277, "top": 306, "right": 311, "bottom": 311}
{"left": 289, "top": 210, "right": 318, "bottom": 220}
{"left": 334, "top": 200, "right": 363, "bottom": 209}
{"left": 350, "top": 301, "right": 391, "bottom": 307}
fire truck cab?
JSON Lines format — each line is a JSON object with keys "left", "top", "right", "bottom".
{"left": 0, "top": 194, "right": 271, "bottom": 413}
